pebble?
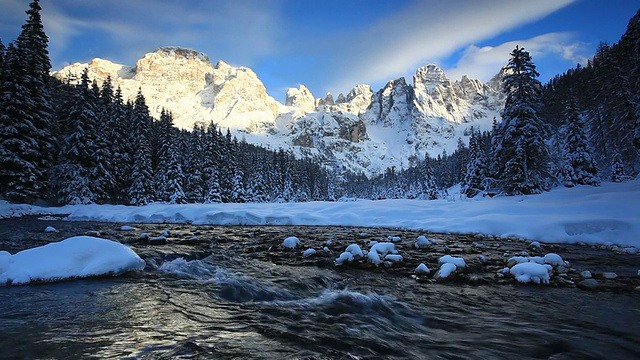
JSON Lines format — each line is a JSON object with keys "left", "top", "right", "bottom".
{"left": 577, "top": 279, "right": 600, "bottom": 291}
{"left": 149, "top": 236, "right": 168, "bottom": 245}
{"left": 580, "top": 270, "right": 592, "bottom": 278}
{"left": 601, "top": 272, "right": 618, "bottom": 279}
{"left": 86, "top": 230, "right": 100, "bottom": 237}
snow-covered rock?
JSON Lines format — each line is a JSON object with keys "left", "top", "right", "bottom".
{"left": 283, "top": 236, "right": 300, "bottom": 249}
{"left": 435, "top": 263, "right": 458, "bottom": 279}
{"left": 0, "top": 236, "right": 145, "bottom": 285}
{"left": 543, "top": 253, "right": 566, "bottom": 266}
{"left": 438, "top": 255, "right": 466, "bottom": 268}
{"left": 303, "top": 248, "right": 316, "bottom": 258}
{"left": 415, "top": 235, "right": 431, "bottom": 249}
{"left": 509, "top": 262, "right": 552, "bottom": 284}
{"left": 335, "top": 251, "right": 355, "bottom": 266}
{"left": 120, "top": 225, "right": 136, "bottom": 231}
{"left": 44, "top": 226, "right": 58, "bottom": 233}
{"left": 367, "top": 242, "right": 397, "bottom": 266}
{"left": 415, "top": 263, "right": 430, "bottom": 275}
{"left": 345, "top": 244, "right": 364, "bottom": 259}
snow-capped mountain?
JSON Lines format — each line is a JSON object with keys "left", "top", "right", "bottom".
{"left": 53, "top": 46, "right": 504, "bottom": 176}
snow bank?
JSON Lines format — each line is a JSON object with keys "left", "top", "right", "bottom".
{"left": 0, "top": 236, "right": 145, "bottom": 285}
{"left": 2, "top": 180, "right": 639, "bottom": 247}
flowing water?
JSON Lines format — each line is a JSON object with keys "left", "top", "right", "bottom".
{"left": 1, "top": 252, "right": 639, "bottom": 359}
{"left": 0, "top": 218, "right": 639, "bottom": 359}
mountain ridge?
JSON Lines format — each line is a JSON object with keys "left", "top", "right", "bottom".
{"left": 53, "top": 46, "right": 504, "bottom": 176}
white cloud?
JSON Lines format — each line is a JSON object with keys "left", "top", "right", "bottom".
{"left": 443, "top": 32, "right": 591, "bottom": 82}
{"left": 324, "top": 0, "right": 576, "bottom": 94}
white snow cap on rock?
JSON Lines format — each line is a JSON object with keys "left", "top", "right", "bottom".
{"left": 415, "top": 235, "right": 431, "bottom": 249}
{"left": 335, "top": 251, "right": 355, "bottom": 265}
{"left": 0, "top": 236, "right": 145, "bottom": 286}
{"left": 283, "top": 236, "right": 300, "bottom": 249}
{"left": 438, "top": 255, "right": 466, "bottom": 268}
{"left": 435, "top": 263, "right": 457, "bottom": 279}
{"left": 303, "top": 248, "right": 316, "bottom": 257}
{"left": 415, "top": 263, "right": 430, "bottom": 274}
{"left": 510, "top": 262, "right": 552, "bottom": 284}
{"left": 367, "top": 242, "right": 397, "bottom": 266}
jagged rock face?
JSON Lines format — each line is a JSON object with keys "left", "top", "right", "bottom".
{"left": 53, "top": 48, "right": 503, "bottom": 177}
{"left": 53, "top": 47, "right": 280, "bottom": 132}
{"left": 372, "top": 77, "right": 413, "bottom": 127}
{"left": 285, "top": 85, "right": 316, "bottom": 113}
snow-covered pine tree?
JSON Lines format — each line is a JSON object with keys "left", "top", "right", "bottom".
{"left": 494, "top": 46, "right": 552, "bottom": 195}
{"left": 229, "top": 138, "right": 246, "bottom": 203}
{"left": 54, "top": 68, "right": 99, "bottom": 204}
{"left": 151, "top": 109, "right": 175, "bottom": 201}
{"left": 164, "top": 132, "right": 187, "bottom": 204}
{"left": 88, "top": 80, "right": 114, "bottom": 203}
{"left": 128, "top": 89, "right": 154, "bottom": 205}
{"left": 184, "top": 124, "right": 206, "bottom": 202}
{"left": 0, "top": 42, "right": 49, "bottom": 202}
{"left": 108, "top": 86, "right": 133, "bottom": 203}
{"left": 203, "top": 122, "right": 222, "bottom": 203}
{"left": 611, "top": 148, "right": 626, "bottom": 182}
{"left": 422, "top": 155, "right": 438, "bottom": 200}
{"left": 560, "top": 95, "right": 600, "bottom": 187}
{"left": 461, "top": 128, "right": 488, "bottom": 197}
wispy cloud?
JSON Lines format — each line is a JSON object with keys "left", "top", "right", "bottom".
{"left": 323, "top": 0, "right": 576, "bottom": 94}
{"left": 39, "top": 0, "right": 284, "bottom": 68}
{"left": 443, "top": 32, "right": 592, "bottom": 82}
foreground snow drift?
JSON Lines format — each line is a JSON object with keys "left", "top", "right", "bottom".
{"left": 0, "top": 236, "right": 145, "bottom": 285}
{"left": 1, "top": 180, "right": 639, "bottom": 247}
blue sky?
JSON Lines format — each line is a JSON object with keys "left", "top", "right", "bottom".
{"left": 0, "top": 0, "right": 638, "bottom": 102}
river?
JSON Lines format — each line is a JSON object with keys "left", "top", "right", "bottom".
{"left": 0, "top": 218, "right": 639, "bottom": 359}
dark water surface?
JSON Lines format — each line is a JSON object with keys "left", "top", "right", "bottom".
{"left": 1, "top": 253, "right": 639, "bottom": 359}
{"left": 1, "top": 218, "right": 639, "bottom": 359}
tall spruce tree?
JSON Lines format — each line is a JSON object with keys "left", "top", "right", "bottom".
{"left": 560, "top": 95, "right": 600, "bottom": 187}
{"left": 128, "top": 90, "right": 154, "bottom": 205}
{"left": 461, "top": 128, "right": 488, "bottom": 197}
{"left": 0, "top": 0, "right": 53, "bottom": 202}
{"left": 494, "top": 46, "right": 552, "bottom": 195}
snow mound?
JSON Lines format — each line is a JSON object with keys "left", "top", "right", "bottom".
{"left": 345, "top": 244, "right": 364, "bottom": 258}
{"left": 543, "top": 253, "right": 566, "bottom": 266}
{"left": 510, "top": 262, "right": 552, "bottom": 284}
{"left": 0, "top": 236, "right": 145, "bottom": 286}
{"left": 303, "top": 248, "right": 316, "bottom": 257}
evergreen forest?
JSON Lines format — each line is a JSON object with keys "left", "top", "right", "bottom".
{"left": 1, "top": 1, "right": 639, "bottom": 205}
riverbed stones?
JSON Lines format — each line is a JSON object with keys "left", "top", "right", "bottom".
{"left": 601, "top": 272, "right": 618, "bottom": 279}
{"left": 580, "top": 270, "right": 592, "bottom": 278}
{"left": 577, "top": 279, "right": 600, "bottom": 291}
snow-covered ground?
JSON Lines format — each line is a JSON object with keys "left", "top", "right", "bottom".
{"left": 1, "top": 180, "right": 639, "bottom": 247}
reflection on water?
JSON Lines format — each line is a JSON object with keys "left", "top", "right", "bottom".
{"left": 1, "top": 254, "right": 639, "bottom": 359}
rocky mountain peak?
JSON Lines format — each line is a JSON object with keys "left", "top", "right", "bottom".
{"left": 414, "top": 64, "right": 448, "bottom": 91}
{"left": 285, "top": 85, "right": 315, "bottom": 112}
